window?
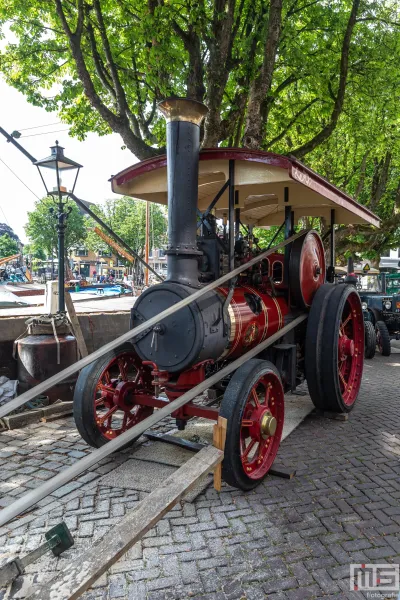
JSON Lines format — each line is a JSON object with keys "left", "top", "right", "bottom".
{"left": 272, "top": 261, "right": 283, "bottom": 284}
{"left": 98, "top": 250, "right": 112, "bottom": 257}
{"left": 75, "top": 248, "right": 88, "bottom": 257}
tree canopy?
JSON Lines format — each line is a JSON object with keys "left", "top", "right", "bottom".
{"left": 24, "top": 197, "right": 87, "bottom": 257}
{"left": 23, "top": 195, "right": 167, "bottom": 263}
{"left": 2, "top": 0, "right": 400, "bottom": 261}
{"left": 85, "top": 197, "right": 168, "bottom": 260}
{"left": 0, "top": 233, "right": 19, "bottom": 258}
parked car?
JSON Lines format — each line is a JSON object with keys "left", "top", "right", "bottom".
{"left": 358, "top": 273, "right": 400, "bottom": 356}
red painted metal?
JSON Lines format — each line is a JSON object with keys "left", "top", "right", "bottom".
{"left": 181, "top": 404, "right": 219, "bottom": 420}
{"left": 240, "top": 369, "right": 284, "bottom": 479}
{"left": 218, "top": 286, "right": 289, "bottom": 360}
{"left": 297, "top": 231, "right": 326, "bottom": 307}
{"left": 93, "top": 352, "right": 153, "bottom": 440}
{"left": 338, "top": 290, "right": 364, "bottom": 406}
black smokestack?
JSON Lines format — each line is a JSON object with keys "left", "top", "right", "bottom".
{"left": 158, "top": 98, "right": 208, "bottom": 287}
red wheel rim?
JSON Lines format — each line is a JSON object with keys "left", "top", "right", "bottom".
{"left": 240, "top": 371, "right": 284, "bottom": 480}
{"left": 94, "top": 352, "right": 152, "bottom": 440}
{"left": 338, "top": 291, "right": 364, "bottom": 406}
{"left": 299, "top": 232, "right": 326, "bottom": 307}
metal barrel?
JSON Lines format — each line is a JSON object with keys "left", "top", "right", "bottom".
{"left": 158, "top": 98, "right": 208, "bottom": 287}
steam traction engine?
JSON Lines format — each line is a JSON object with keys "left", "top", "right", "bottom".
{"left": 73, "top": 99, "right": 378, "bottom": 490}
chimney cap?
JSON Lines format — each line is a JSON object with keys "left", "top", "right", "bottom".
{"left": 158, "top": 97, "right": 208, "bottom": 126}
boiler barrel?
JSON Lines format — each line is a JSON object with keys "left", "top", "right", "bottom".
{"left": 219, "top": 286, "right": 289, "bottom": 360}
{"left": 17, "top": 334, "right": 78, "bottom": 402}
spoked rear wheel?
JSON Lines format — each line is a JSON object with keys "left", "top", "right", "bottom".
{"left": 73, "top": 344, "right": 153, "bottom": 448}
{"left": 306, "top": 284, "right": 364, "bottom": 413}
{"left": 220, "top": 359, "right": 284, "bottom": 491}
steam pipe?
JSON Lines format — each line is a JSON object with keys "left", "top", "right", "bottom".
{"left": 158, "top": 98, "right": 208, "bottom": 287}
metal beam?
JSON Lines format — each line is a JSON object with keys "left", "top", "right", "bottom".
{"left": 0, "top": 229, "right": 306, "bottom": 421}
{"left": 0, "top": 127, "right": 37, "bottom": 163}
{"left": 70, "top": 194, "right": 163, "bottom": 283}
{"left": 0, "top": 125, "right": 164, "bottom": 284}
{"left": 228, "top": 160, "right": 235, "bottom": 272}
{"left": 0, "top": 313, "right": 307, "bottom": 527}
{"left": 330, "top": 208, "right": 335, "bottom": 268}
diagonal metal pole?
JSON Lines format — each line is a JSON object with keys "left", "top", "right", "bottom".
{"left": 0, "top": 229, "right": 305, "bottom": 421}
{"left": 70, "top": 194, "right": 164, "bottom": 282}
{"left": 0, "top": 126, "right": 164, "bottom": 283}
{"left": 0, "top": 313, "right": 307, "bottom": 527}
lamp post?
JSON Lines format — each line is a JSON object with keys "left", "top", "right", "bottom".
{"left": 35, "top": 141, "right": 82, "bottom": 312}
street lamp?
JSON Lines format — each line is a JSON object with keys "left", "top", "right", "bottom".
{"left": 35, "top": 141, "right": 82, "bottom": 312}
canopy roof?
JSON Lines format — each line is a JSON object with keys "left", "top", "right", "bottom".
{"left": 111, "top": 148, "right": 379, "bottom": 228}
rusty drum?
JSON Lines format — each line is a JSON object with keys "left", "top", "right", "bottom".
{"left": 17, "top": 334, "right": 78, "bottom": 402}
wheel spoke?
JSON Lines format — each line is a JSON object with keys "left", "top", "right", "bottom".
{"left": 339, "top": 369, "right": 347, "bottom": 387}
{"left": 118, "top": 358, "right": 127, "bottom": 380}
{"left": 251, "top": 388, "right": 260, "bottom": 407}
{"left": 241, "top": 419, "right": 254, "bottom": 428}
{"left": 341, "top": 314, "right": 352, "bottom": 330}
{"left": 264, "top": 386, "right": 270, "bottom": 406}
{"left": 242, "top": 438, "right": 257, "bottom": 461}
{"left": 103, "top": 370, "right": 111, "bottom": 384}
{"left": 97, "top": 383, "right": 115, "bottom": 394}
{"left": 97, "top": 405, "right": 118, "bottom": 425}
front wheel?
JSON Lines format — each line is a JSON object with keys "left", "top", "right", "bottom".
{"left": 219, "top": 359, "right": 284, "bottom": 491}
{"left": 364, "top": 321, "right": 376, "bottom": 359}
{"left": 375, "top": 321, "right": 391, "bottom": 356}
{"left": 73, "top": 344, "right": 153, "bottom": 448}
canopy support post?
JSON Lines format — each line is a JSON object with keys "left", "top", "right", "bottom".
{"left": 235, "top": 206, "right": 240, "bottom": 242}
{"left": 327, "top": 209, "right": 336, "bottom": 283}
{"left": 229, "top": 160, "right": 235, "bottom": 272}
{"left": 284, "top": 188, "right": 292, "bottom": 286}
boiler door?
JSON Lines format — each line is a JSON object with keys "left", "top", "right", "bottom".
{"left": 131, "top": 283, "right": 204, "bottom": 373}
{"left": 289, "top": 230, "right": 326, "bottom": 309}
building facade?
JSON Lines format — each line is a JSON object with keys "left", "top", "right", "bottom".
{"left": 70, "top": 247, "right": 126, "bottom": 279}
{"left": 379, "top": 248, "right": 400, "bottom": 271}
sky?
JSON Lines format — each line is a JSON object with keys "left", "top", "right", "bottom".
{"left": 0, "top": 78, "right": 138, "bottom": 243}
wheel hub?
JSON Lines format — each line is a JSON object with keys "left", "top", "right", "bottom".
{"left": 113, "top": 381, "right": 136, "bottom": 411}
{"left": 260, "top": 412, "right": 277, "bottom": 438}
{"left": 339, "top": 335, "right": 354, "bottom": 358}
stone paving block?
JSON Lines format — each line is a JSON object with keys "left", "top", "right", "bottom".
{"left": 132, "top": 440, "right": 195, "bottom": 466}
{"left": 1, "top": 351, "right": 400, "bottom": 600}
{"left": 97, "top": 458, "right": 176, "bottom": 492}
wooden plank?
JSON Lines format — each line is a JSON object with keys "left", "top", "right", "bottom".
{"left": 269, "top": 464, "right": 296, "bottom": 479}
{"left": 27, "top": 445, "right": 223, "bottom": 600}
{"left": 65, "top": 292, "right": 88, "bottom": 358}
{"left": 213, "top": 416, "right": 227, "bottom": 492}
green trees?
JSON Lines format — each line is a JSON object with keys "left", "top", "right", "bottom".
{"left": 1, "top": 0, "right": 379, "bottom": 157}
{"left": 2, "top": 0, "right": 400, "bottom": 259}
{"left": 0, "top": 234, "right": 19, "bottom": 259}
{"left": 24, "top": 197, "right": 87, "bottom": 257}
{"left": 24, "top": 196, "right": 167, "bottom": 263}
{"left": 85, "top": 197, "right": 167, "bottom": 259}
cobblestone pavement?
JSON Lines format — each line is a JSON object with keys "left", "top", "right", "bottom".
{"left": 0, "top": 347, "right": 399, "bottom": 600}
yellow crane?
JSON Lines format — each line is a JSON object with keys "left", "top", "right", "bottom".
{"left": 93, "top": 227, "right": 135, "bottom": 265}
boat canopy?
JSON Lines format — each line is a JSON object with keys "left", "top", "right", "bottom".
{"left": 111, "top": 148, "right": 380, "bottom": 228}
